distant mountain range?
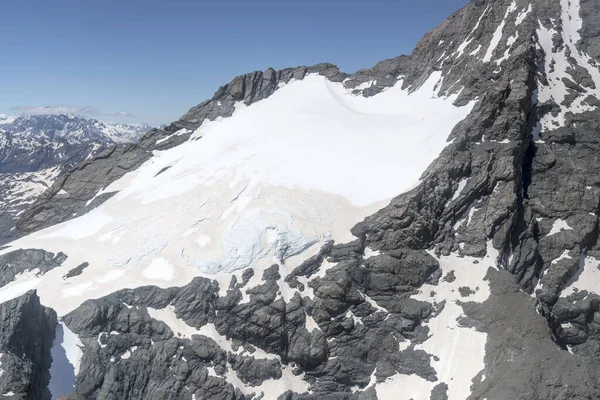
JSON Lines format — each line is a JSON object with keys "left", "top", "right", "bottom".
{"left": 0, "top": 113, "right": 151, "bottom": 244}
{"left": 0, "top": 114, "right": 151, "bottom": 173}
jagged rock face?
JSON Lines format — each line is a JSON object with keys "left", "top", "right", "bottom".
{"left": 60, "top": 253, "right": 440, "bottom": 400}
{"left": 0, "top": 249, "right": 67, "bottom": 287}
{"left": 0, "top": 0, "right": 600, "bottom": 399}
{"left": 0, "top": 291, "right": 57, "bottom": 399}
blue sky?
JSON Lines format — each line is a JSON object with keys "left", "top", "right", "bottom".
{"left": 1, "top": 0, "right": 468, "bottom": 126}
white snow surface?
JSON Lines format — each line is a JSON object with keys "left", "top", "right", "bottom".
{"left": 155, "top": 128, "right": 190, "bottom": 145}
{"left": 376, "top": 373, "right": 434, "bottom": 400}
{"left": 177, "top": 72, "right": 470, "bottom": 207}
{"left": 0, "top": 272, "right": 42, "bottom": 304}
{"left": 0, "top": 166, "right": 62, "bottom": 219}
{"left": 142, "top": 257, "right": 175, "bottom": 281}
{"left": 375, "top": 243, "right": 498, "bottom": 400}
{"left": 547, "top": 219, "right": 573, "bottom": 236}
{"left": 562, "top": 256, "right": 600, "bottom": 297}
{"left": 61, "top": 323, "right": 84, "bottom": 375}
{"left": 450, "top": 177, "right": 469, "bottom": 202}
{"left": 551, "top": 249, "right": 573, "bottom": 265}
{"left": 147, "top": 305, "right": 203, "bottom": 339}
{"left": 0, "top": 72, "right": 474, "bottom": 317}
{"left": 515, "top": 3, "right": 532, "bottom": 25}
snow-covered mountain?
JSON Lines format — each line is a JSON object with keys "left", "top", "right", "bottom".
{"left": 99, "top": 122, "right": 153, "bottom": 144}
{"left": 0, "top": 114, "right": 15, "bottom": 125}
{"left": 0, "top": 114, "right": 151, "bottom": 245}
{"left": 0, "top": 114, "right": 151, "bottom": 173}
{"left": 1, "top": 0, "right": 600, "bottom": 399}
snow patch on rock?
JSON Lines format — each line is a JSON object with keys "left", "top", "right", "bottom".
{"left": 407, "top": 245, "right": 497, "bottom": 399}
{"left": 562, "top": 256, "right": 600, "bottom": 297}
{"left": 483, "top": 1, "right": 517, "bottom": 63}
{"left": 547, "top": 219, "right": 573, "bottom": 236}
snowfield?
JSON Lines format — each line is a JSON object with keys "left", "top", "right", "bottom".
{"left": 0, "top": 72, "right": 474, "bottom": 317}
{"left": 0, "top": 71, "right": 474, "bottom": 399}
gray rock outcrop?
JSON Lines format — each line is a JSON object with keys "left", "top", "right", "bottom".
{"left": 0, "top": 249, "right": 67, "bottom": 286}
{"left": 0, "top": 291, "right": 57, "bottom": 399}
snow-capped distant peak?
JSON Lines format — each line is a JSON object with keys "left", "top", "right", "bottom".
{"left": 97, "top": 121, "right": 152, "bottom": 144}
{"left": 0, "top": 114, "right": 15, "bottom": 124}
{"left": 1, "top": 113, "right": 151, "bottom": 145}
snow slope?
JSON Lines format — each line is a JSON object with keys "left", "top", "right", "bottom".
{"left": 0, "top": 72, "right": 474, "bottom": 317}
{"left": 0, "top": 72, "right": 475, "bottom": 399}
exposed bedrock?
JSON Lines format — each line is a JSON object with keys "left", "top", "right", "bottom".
{"left": 0, "top": 248, "right": 67, "bottom": 287}
{"left": 0, "top": 291, "right": 57, "bottom": 399}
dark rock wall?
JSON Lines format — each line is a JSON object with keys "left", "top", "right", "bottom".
{"left": 0, "top": 291, "right": 57, "bottom": 400}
